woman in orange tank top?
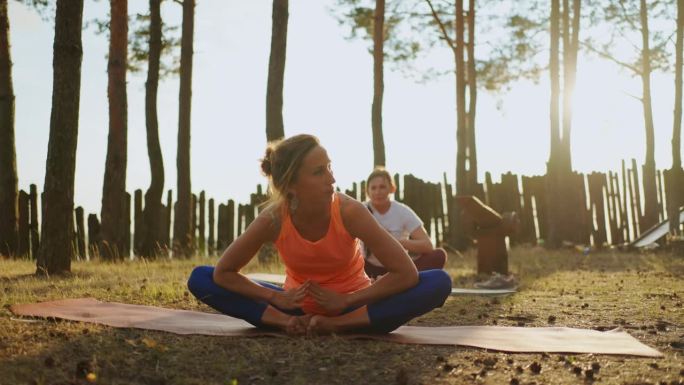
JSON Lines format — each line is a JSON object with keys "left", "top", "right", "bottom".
{"left": 188, "top": 134, "right": 451, "bottom": 334}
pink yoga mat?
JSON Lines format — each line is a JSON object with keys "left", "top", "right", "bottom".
{"left": 10, "top": 298, "right": 662, "bottom": 357}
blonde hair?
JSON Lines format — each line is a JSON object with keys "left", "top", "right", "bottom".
{"left": 366, "top": 167, "right": 395, "bottom": 192}
{"left": 260, "top": 134, "right": 320, "bottom": 210}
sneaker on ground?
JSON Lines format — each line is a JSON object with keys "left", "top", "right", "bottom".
{"left": 474, "top": 272, "right": 518, "bottom": 290}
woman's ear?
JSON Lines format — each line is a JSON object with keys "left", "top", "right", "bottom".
{"left": 390, "top": 184, "right": 397, "bottom": 194}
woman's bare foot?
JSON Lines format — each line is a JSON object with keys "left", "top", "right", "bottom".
{"left": 306, "top": 306, "right": 371, "bottom": 335}
{"left": 262, "top": 305, "right": 310, "bottom": 335}
{"left": 285, "top": 314, "right": 312, "bottom": 335}
{"left": 306, "top": 315, "right": 339, "bottom": 335}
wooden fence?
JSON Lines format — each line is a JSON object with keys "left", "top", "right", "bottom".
{"left": 12, "top": 160, "right": 680, "bottom": 260}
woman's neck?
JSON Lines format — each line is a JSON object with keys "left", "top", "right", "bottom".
{"left": 292, "top": 199, "right": 330, "bottom": 222}
{"left": 371, "top": 200, "right": 391, "bottom": 214}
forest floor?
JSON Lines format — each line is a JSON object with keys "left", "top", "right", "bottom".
{"left": 0, "top": 245, "right": 683, "bottom": 385}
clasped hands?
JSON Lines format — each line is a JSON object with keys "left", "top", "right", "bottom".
{"left": 269, "top": 280, "right": 348, "bottom": 315}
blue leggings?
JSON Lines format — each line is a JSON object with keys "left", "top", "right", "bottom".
{"left": 187, "top": 266, "right": 452, "bottom": 334}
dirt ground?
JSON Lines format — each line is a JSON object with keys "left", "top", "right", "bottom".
{"left": 0, "top": 246, "right": 682, "bottom": 385}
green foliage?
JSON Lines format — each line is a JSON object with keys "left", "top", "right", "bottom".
{"left": 584, "top": 0, "right": 676, "bottom": 76}
{"left": 128, "top": 11, "right": 180, "bottom": 77}
{"left": 330, "top": 0, "right": 555, "bottom": 91}
{"left": 14, "top": 0, "right": 53, "bottom": 21}
{"left": 330, "top": 0, "right": 430, "bottom": 69}
{"left": 86, "top": 1, "right": 181, "bottom": 79}
{"left": 474, "top": 1, "right": 551, "bottom": 93}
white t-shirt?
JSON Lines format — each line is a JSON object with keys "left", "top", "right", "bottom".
{"left": 363, "top": 200, "right": 423, "bottom": 267}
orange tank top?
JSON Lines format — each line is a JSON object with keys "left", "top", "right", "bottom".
{"left": 275, "top": 193, "right": 371, "bottom": 315}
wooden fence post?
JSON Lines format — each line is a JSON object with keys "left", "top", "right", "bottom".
{"left": 391, "top": 174, "right": 399, "bottom": 202}
{"left": 227, "top": 200, "right": 235, "bottom": 246}
{"left": 124, "top": 193, "right": 131, "bottom": 258}
{"left": 29, "top": 184, "right": 39, "bottom": 258}
{"left": 621, "top": 160, "right": 631, "bottom": 242}
{"left": 87, "top": 214, "right": 100, "bottom": 259}
{"left": 520, "top": 176, "right": 536, "bottom": 243}
{"left": 442, "top": 173, "right": 453, "bottom": 243}
{"left": 631, "top": 159, "right": 643, "bottom": 236}
{"left": 582, "top": 173, "right": 593, "bottom": 245}
{"left": 164, "top": 190, "right": 172, "bottom": 249}
{"left": 627, "top": 162, "right": 640, "bottom": 238}
{"left": 208, "top": 198, "right": 215, "bottom": 256}
{"left": 191, "top": 193, "right": 197, "bottom": 252}
{"left": 532, "top": 175, "right": 548, "bottom": 242}
{"left": 237, "top": 204, "right": 244, "bottom": 237}
{"left": 588, "top": 172, "right": 607, "bottom": 247}
{"left": 133, "top": 189, "right": 143, "bottom": 256}
{"left": 345, "top": 182, "right": 357, "bottom": 200}
{"left": 656, "top": 170, "right": 666, "bottom": 222}
{"left": 74, "top": 206, "right": 86, "bottom": 260}
{"left": 217, "top": 203, "right": 226, "bottom": 251}
{"left": 434, "top": 182, "right": 444, "bottom": 245}
{"left": 607, "top": 172, "right": 622, "bottom": 245}
{"left": 17, "top": 190, "right": 29, "bottom": 258}
{"left": 198, "top": 191, "right": 206, "bottom": 256}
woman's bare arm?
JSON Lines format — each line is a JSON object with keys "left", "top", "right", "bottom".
{"left": 212, "top": 208, "right": 293, "bottom": 306}
{"left": 340, "top": 195, "right": 419, "bottom": 307}
{"left": 398, "top": 226, "right": 434, "bottom": 254}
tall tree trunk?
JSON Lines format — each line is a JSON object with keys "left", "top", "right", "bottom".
{"left": 558, "top": 0, "right": 581, "bottom": 244}
{"left": 36, "top": 0, "right": 84, "bottom": 275}
{"left": 100, "top": 0, "right": 129, "bottom": 260}
{"left": 670, "top": 0, "right": 684, "bottom": 234}
{"left": 451, "top": 0, "right": 470, "bottom": 250}
{"left": 141, "top": 0, "right": 165, "bottom": 258}
{"left": 639, "top": 0, "right": 659, "bottom": 232}
{"left": 466, "top": 0, "right": 477, "bottom": 195}
{"left": 546, "top": 0, "right": 562, "bottom": 248}
{"left": 265, "top": 0, "right": 287, "bottom": 142}
{"left": 0, "top": 0, "right": 17, "bottom": 258}
{"left": 455, "top": 0, "right": 466, "bottom": 195}
{"left": 371, "top": 0, "right": 386, "bottom": 167}
{"left": 173, "top": 0, "right": 195, "bottom": 258}
{"left": 425, "top": 0, "right": 469, "bottom": 248}
{"left": 560, "top": 0, "right": 579, "bottom": 174}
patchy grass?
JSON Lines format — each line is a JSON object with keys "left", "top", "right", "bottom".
{"left": 1, "top": 247, "right": 683, "bottom": 385}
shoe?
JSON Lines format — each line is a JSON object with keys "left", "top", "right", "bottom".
{"left": 474, "top": 272, "right": 518, "bottom": 290}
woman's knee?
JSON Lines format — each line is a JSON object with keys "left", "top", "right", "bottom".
{"left": 187, "top": 265, "right": 214, "bottom": 296}
{"left": 420, "top": 269, "right": 452, "bottom": 301}
{"left": 416, "top": 248, "right": 447, "bottom": 270}
{"left": 435, "top": 248, "right": 447, "bottom": 266}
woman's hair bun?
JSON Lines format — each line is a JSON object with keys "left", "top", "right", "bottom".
{"left": 260, "top": 148, "right": 274, "bottom": 176}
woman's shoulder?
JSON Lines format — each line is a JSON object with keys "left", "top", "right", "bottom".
{"left": 390, "top": 200, "right": 413, "bottom": 213}
{"left": 337, "top": 192, "right": 362, "bottom": 210}
{"left": 255, "top": 204, "right": 283, "bottom": 241}
{"left": 336, "top": 192, "right": 374, "bottom": 237}
{"left": 390, "top": 200, "right": 421, "bottom": 220}
{"left": 337, "top": 192, "right": 367, "bottom": 220}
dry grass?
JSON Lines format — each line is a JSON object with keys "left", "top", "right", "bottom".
{"left": 1, "top": 246, "right": 683, "bottom": 385}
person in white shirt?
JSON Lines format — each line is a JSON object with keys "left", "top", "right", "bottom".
{"left": 363, "top": 167, "right": 447, "bottom": 278}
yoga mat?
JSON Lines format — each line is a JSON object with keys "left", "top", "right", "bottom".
{"left": 246, "top": 273, "right": 516, "bottom": 296}
{"left": 450, "top": 288, "right": 516, "bottom": 296}
{"left": 10, "top": 298, "right": 662, "bottom": 357}
{"left": 247, "top": 273, "right": 286, "bottom": 285}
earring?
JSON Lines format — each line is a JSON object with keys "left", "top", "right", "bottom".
{"left": 289, "top": 195, "right": 299, "bottom": 213}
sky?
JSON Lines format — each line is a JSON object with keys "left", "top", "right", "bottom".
{"left": 9, "top": 0, "right": 681, "bottom": 216}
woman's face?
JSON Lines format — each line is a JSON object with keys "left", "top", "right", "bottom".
{"left": 367, "top": 176, "right": 394, "bottom": 206}
{"left": 290, "top": 145, "right": 336, "bottom": 205}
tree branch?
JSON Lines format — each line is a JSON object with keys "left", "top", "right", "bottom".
{"left": 424, "top": 0, "right": 457, "bottom": 51}
{"left": 617, "top": 1, "right": 641, "bottom": 33}
{"left": 621, "top": 90, "right": 643, "bottom": 103}
{"left": 580, "top": 40, "right": 642, "bottom": 75}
